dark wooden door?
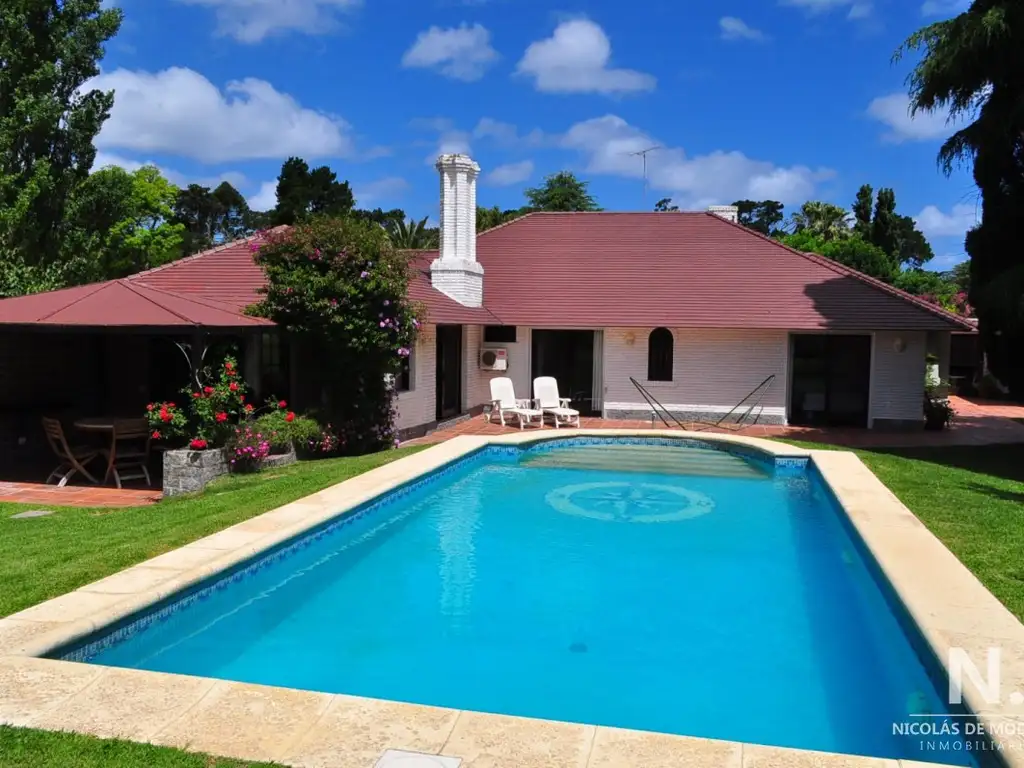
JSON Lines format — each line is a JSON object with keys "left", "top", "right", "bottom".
{"left": 435, "top": 325, "right": 463, "bottom": 420}
{"left": 531, "top": 330, "right": 596, "bottom": 415}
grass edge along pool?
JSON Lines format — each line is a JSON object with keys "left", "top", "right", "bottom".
{"left": 51, "top": 437, "right": 979, "bottom": 766}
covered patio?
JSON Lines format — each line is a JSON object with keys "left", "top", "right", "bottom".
{"left": 0, "top": 278, "right": 274, "bottom": 499}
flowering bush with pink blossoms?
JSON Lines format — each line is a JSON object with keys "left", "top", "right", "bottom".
{"left": 248, "top": 218, "right": 420, "bottom": 454}
{"left": 230, "top": 425, "right": 272, "bottom": 472}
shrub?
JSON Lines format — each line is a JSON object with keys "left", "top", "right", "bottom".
{"left": 254, "top": 409, "right": 321, "bottom": 452}
{"left": 145, "top": 401, "right": 187, "bottom": 443}
{"left": 229, "top": 424, "right": 272, "bottom": 472}
{"left": 249, "top": 219, "right": 420, "bottom": 454}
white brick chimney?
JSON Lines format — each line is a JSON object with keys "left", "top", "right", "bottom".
{"left": 431, "top": 154, "right": 483, "bottom": 307}
{"left": 708, "top": 205, "right": 739, "bottom": 223}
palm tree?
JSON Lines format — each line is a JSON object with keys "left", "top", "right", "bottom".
{"left": 385, "top": 217, "right": 438, "bottom": 249}
{"left": 788, "top": 202, "right": 851, "bottom": 241}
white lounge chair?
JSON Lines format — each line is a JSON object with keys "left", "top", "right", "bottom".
{"left": 533, "top": 377, "right": 580, "bottom": 429}
{"left": 487, "top": 377, "right": 543, "bottom": 430}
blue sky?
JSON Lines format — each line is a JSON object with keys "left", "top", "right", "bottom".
{"left": 96, "top": 0, "right": 977, "bottom": 270}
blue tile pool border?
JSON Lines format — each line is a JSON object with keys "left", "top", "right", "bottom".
{"left": 50, "top": 435, "right": 809, "bottom": 665}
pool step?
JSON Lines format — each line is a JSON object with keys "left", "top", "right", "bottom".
{"left": 522, "top": 446, "right": 767, "bottom": 479}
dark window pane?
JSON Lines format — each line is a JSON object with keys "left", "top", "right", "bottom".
{"left": 647, "top": 328, "right": 674, "bottom": 382}
{"left": 484, "top": 325, "right": 517, "bottom": 344}
{"left": 398, "top": 354, "right": 411, "bottom": 392}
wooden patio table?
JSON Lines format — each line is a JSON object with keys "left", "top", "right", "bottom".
{"left": 73, "top": 418, "right": 118, "bottom": 484}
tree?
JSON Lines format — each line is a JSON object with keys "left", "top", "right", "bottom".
{"left": 64, "top": 165, "right": 184, "bottom": 280}
{"left": 733, "top": 200, "right": 784, "bottom": 235}
{"left": 386, "top": 217, "right": 438, "bottom": 249}
{"left": 788, "top": 201, "right": 851, "bottom": 241}
{"left": 0, "top": 0, "right": 122, "bottom": 267}
{"left": 250, "top": 219, "right": 419, "bottom": 454}
{"left": 271, "top": 157, "right": 354, "bottom": 225}
{"left": 654, "top": 198, "right": 679, "bottom": 212}
{"left": 174, "top": 184, "right": 220, "bottom": 255}
{"left": 900, "top": 0, "right": 1024, "bottom": 393}
{"left": 850, "top": 185, "right": 935, "bottom": 268}
{"left": 352, "top": 207, "right": 406, "bottom": 231}
{"left": 476, "top": 205, "right": 528, "bottom": 231}
{"left": 853, "top": 185, "right": 874, "bottom": 239}
{"left": 524, "top": 171, "right": 601, "bottom": 212}
{"left": 781, "top": 231, "right": 896, "bottom": 282}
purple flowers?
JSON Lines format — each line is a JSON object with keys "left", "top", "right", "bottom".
{"left": 379, "top": 321, "right": 386, "bottom": 328}
{"left": 397, "top": 347, "right": 411, "bottom": 357}
{"left": 412, "top": 318, "right": 420, "bottom": 329}
{"left": 383, "top": 299, "right": 390, "bottom": 307}
{"left": 360, "top": 271, "right": 369, "bottom": 279}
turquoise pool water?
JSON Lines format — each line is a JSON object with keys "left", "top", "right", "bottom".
{"left": 68, "top": 440, "right": 973, "bottom": 764}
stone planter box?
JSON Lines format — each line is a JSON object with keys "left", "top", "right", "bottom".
{"left": 163, "top": 448, "right": 228, "bottom": 497}
{"left": 263, "top": 448, "right": 297, "bottom": 469}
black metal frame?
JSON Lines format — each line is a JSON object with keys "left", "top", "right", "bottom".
{"left": 629, "top": 375, "right": 777, "bottom": 431}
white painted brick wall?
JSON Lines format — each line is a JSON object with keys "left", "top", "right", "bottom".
{"left": 395, "top": 324, "right": 436, "bottom": 431}
{"left": 870, "top": 331, "right": 926, "bottom": 424}
{"left": 602, "top": 328, "right": 789, "bottom": 419}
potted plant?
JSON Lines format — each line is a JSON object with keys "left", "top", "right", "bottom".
{"left": 923, "top": 389, "right": 955, "bottom": 431}
{"left": 925, "top": 353, "right": 941, "bottom": 387}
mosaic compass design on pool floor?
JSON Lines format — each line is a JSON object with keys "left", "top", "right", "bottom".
{"left": 545, "top": 481, "right": 715, "bottom": 523}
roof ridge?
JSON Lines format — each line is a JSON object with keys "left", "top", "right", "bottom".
{"left": 128, "top": 226, "right": 289, "bottom": 281}
{"left": 119, "top": 279, "right": 197, "bottom": 325}
{"left": 136, "top": 282, "right": 269, "bottom": 322}
{"left": 34, "top": 281, "right": 109, "bottom": 322}
{"left": 703, "top": 212, "right": 976, "bottom": 331}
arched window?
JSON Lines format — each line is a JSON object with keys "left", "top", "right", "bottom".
{"left": 647, "top": 328, "right": 674, "bottom": 382}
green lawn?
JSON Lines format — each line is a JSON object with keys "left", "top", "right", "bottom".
{"left": 0, "top": 727, "right": 278, "bottom": 768}
{"left": 0, "top": 446, "right": 424, "bottom": 618}
{"left": 785, "top": 440, "right": 1024, "bottom": 620}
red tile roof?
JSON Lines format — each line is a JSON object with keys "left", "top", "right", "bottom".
{"left": 0, "top": 213, "right": 973, "bottom": 332}
{"left": 131, "top": 235, "right": 491, "bottom": 326}
{"left": 0, "top": 278, "right": 273, "bottom": 328}
{"left": 465, "top": 212, "right": 974, "bottom": 331}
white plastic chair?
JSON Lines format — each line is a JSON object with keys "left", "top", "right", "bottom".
{"left": 533, "top": 377, "right": 580, "bottom": 429}
{"left": 487, "top": 377, "right": 543, "bottom": 430}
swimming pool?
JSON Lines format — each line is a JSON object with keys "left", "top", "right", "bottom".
{"left": 61, "top": 438, "right": 972, "bottom": 764}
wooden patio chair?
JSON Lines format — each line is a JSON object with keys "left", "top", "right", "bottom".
{"left": 102, "top": 418, "right": 153, "bottom": 489}
{"left": 42, "top": 417, "right": 100, "bottom": 487}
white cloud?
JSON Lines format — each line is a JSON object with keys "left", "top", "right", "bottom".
{"left": 719, "top": 17, "right": 766, "bottom": 41}
{"left": 174, "top": 0, "right": 360, "bottom": 43}
{"left": 402, "top": 24, "right": 498, "bottom": 82}
{"left": 915, "top": 203, "right": 979, "bottom": 239}
{"left": 921, "top": 0, "right": 969, "bottom": 16}
{"left": 92, "top": 151, "right": 146, "bottom": 173}
{"left": 561, "top": 114, "right": 832, "bottom": 208}
{"left": 473, "top": 117, "right": 547, "bottom": 147}
{"left": 780, "top": 0, "right": 873, "bottom": 19}
{"left": 89, "top": 67, "right": 353, "bottom": 164}
{"left": 354, "top": 176, "right": 410, "bottom": 205}
{"left": 516, "top": 19, "right": 655, "bottom": 95}
{"left": 867, "top": 92, "right": 952, "bottom": 142}
{"left": 485, "top": 160, "right": 534, "bottom": 186}
{"left": 248, "top": 181, "right": 278, "bottom": 212}
{"left": 412, "top": 117, "right": 473, "bottom": 164}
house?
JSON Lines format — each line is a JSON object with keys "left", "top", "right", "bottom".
{"left": 0, "top": 153, "right": 974, "bottom": 461}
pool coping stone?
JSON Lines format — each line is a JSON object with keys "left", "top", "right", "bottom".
{"left": 0, "top": 429, "right": 1020, "bottom": 768}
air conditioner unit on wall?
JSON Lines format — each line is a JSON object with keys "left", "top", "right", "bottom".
{"left": 479, "top": 347, "right": 508, "bottom": 371}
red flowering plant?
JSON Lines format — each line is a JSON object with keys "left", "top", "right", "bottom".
{"left": 186, "top": 355, "right": 249, "bottom": 447}
{"left": 144, "top": 402, "right": 187, "bottom": 443}
{"left": 248, "top": 219, "right": 420, "bottom": 454}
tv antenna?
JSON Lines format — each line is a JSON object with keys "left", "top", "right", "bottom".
{"left": 628, "top": 145, "right": 662, "bottom": 208}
